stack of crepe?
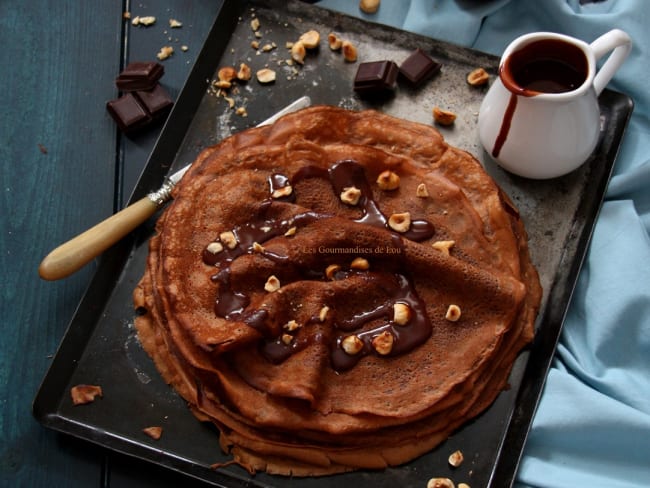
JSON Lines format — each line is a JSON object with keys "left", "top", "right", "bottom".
{"left": 134, "top": 106, "right": 542, "bottom": 476}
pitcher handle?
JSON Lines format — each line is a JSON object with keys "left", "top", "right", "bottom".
{"left": 590, "top": 29, "right": 632, "bottom": 96}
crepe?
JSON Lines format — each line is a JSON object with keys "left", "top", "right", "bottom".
{"left": 133, "top": 105, "right": 542, "bottom": 476}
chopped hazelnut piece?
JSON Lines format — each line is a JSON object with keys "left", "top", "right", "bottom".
{"left": 250, "top": 17, "right": 260, "bottom": 32}
{"left": 235, "top": 106, "right": 248, "bottom": 117}
{"left": 388, "top": 212, "right": 411, "bottom": 233}
{"left": 467, "top": 67, "right": 489, "bottom": 86}
{"left": 299, "top": 30, "right": 320, "bottom": 49}
{"left": 372, "top": 330, "right": 394, "bottom": 355}
{"left": 416, "top": 183, "right": 429, "bottom": 198}
{"left": 143, "top": 426, "right": 163, "bottom": 440}
{"left": 433, "top": 106, "right": 456, "bottom": 126}
{"left": 181, "top": 45, "right": 189, "bottom": 52}
{"left": 70, "top": 384, "right": 103, "bottom": 405}
{"left": 342, "top": 40, "right": 358, "bottom": 62}
{"left": 284, "top": 226, "right": 297, "bottom": 237}
{"left": 132, "top": 15, "right": 156, "bottom": 26}
{"left": 156, "top": 46, "right": 174, "bottom": 61}
{"left": 252, "top": 242, "right": 265, "bottom": 253}
{"left": 169, "top": 18, "right": 182, "bottom": 28}
{"left": 271, "top": 185, "right": 293, "bottom": 199}
{"left": 264, "top": 275, "right": 281, "bottom": 293}
{"left": 325, "top": 264, "right": 341, "bottom": 280}
{"left": 319, "top": 305, "right": 330, "bottom": 322}
{"left": 219, "top": 231, "right": 237, "bottom": 249}
{"left": 427, "top": 478, "right": 455, "bottom": 488}
{"left": 290, "top": 41, "right": 306, "bottom": 65}
{"left": 251, "top": 40, "right": 260, "bottom": 50}
{"left": 432, "top": 240, "right": 455, "bottom": 256}
{"left": 206, "top": 241, "right": 224, "bottom": 254}
{"left": 448, "top": 449, "right": 464, "bottom": 467}
{"left": 218, "top": 66, "right": 237, "bottom": 82}
{"left": 359, "top": 0, "right": 381, "bottom": 14}
{"left": 350, "top": 257, "right": 369, "bottom": 270}
{"left": 392, "top": 302, "right": 411, "bottom": 326}
{"left": 328, "top": 33, "right": 342, "bottom": 51}
{"left": 237, "top": 63, "right": 252, "bottom": 81}
{"left": 342, "top": 335, "right": 364, "bottom": 355}
{"left": 445, "top": 304, "right": 461, "bottom": 322}
{"left": 256, "top": 68, "right": 276, "bottom": 84}
{"left": 340, "top": 186, "right": 362, "bottom": 205}
{"left": 281, "top": 333, "right": 293, "bottom": 345}
{"left": 261, "top": 43, "right": 275, "bottom": 52}
{"left": 283, "top": 320, "right": 301, "bottom": 332}
{"left": 214, "top": 80, "right": 232, "bottom": 90}
{"left": 376, "top": 170, "right": 400, "bottom": 190}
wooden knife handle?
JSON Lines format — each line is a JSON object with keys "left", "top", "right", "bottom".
{"left": 38, "top": 197, "right": 159, "bottom": 281}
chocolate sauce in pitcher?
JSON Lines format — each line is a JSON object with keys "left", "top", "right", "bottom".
{"left": 492, "top": 38, "right": 589, "bottom": 158}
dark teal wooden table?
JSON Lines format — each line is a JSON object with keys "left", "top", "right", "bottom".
{"left": 1, "top": 1, "right": 221, "bottom": 485}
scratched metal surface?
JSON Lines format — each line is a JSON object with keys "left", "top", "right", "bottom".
{"left": 34, "top": 1, "right": 632, "bottom": 487}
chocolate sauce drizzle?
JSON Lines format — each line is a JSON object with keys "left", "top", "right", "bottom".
{"left": 202, "top": 160, "right": 435, "bottom": 371}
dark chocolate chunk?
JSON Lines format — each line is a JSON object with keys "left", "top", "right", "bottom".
{"left": 134, "top": 84, "right": 173, "bottom": 120}
{"left": 353, "top": 60, "right": 399, "bottom": 97}
{"left": 399, "top": 49, "right": 441, "bottom": 86}
{"left": 106, "top": 93, "right": 151, "bottom": 133}
{"left": 115, "top": 61, "right": 164, "bottom": 91}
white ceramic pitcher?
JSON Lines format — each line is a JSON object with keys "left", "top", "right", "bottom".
{"left": 478, "top": 29, "right": 631, "bottom": 179}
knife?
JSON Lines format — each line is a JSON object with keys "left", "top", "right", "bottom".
{"left": 38, "top": 96, "right": 312, "bottom": 281}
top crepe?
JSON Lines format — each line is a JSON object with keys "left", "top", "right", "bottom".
{"left": 133, "top": 105, "right": 542, "bottom": 476}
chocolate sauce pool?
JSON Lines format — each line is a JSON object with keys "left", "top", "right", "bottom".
{"left": 202, "top": 160, "right": 435, "bottom": 371}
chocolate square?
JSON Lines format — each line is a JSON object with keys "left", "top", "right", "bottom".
{"left": 353, "top": 60, "right": 399, "bottom": 96}
{"left": 399, "top": 49, "right": 441, "bottom": 86}
{"left": 116, "top": 61, "right": 165, "bottom": 91}
{"left": 106, "top": 93, "right": 151, "bottom": 133}
{"left": 134, "top": 84, "right": 174, "bottom": 120}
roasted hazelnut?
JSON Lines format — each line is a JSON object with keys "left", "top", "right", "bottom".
{"left": 372, "top": 330, "right": 394, "bottom": 355}
{"left": 256, "top": 68, "right": 276, "bottom": 84}
{"left": 350, "top": 257, "right": 370, "bottom": 270}
{"left": 325, "top": 264, "right": 341, "bottom": 280}
{"left": 299, "top": 30, "right": 320, "bottom": 49}
{"left": 427, "top": 478, "right": 455, "bottom": 488}
{"left": 281, "top": 333, "right": 294, "bottom": 345}
{"left": 393, "top": 302, "right": 411, "bottom": 326}
{"left": 156, "top": 46, "right": 174, "bottom": 61}
{"left": 340, "top": 186, "right": 362, "bottom": 205}
{"left": 271, "top": 185, "right": 293, "bottom": 199}
{"left": 433, "top": 106, "right": 457, "bottom": 126}
{"left": 342, "top": 40, "right": 358, "bottom": 62}
{"left": 218, "top": 66, "right": 237, "bottom": 82}
{"left": 237, "top": 63, "right": 252, "bottom": 81}
{"left": 264, "top": 275, "right": 281, "bottom": 293}
{"left": 206, "top": 241, "right": 224, "bottom": 254}
{"left": 359, "top": 0, "right": 380, "bottom": 14}
{"left": 376, "top": 170, "right": 400, "bottom": 190}
{"left": 467, "top": 67, "right": 489, "bottom": 86}
{"left": 319, "top": 305, "right": 330, "bottom": 322}
{"left": 219, "top": 231, "right": 237, "bottom": 249}
{"left": 432, "top": 240, "right": 455, "bottom": 256}
{"left": 416, "top": 183, "right": 429, "bottom": 198}
{"left": 252, "top": 242, "right": 265, "bottom": 253}
{"left": 448, "top": 449, "right": 464, "bottom": 467}
{"left": 283, "top": 319, "right": 301, "bottom": 332}
{"left": 341, "top": 335, "right": 364, "bottom": 355}
{"left": 388, "top": 212, "right": 411, "bottom": 233}
{"left": 328, "top": 32, "right": 342, "bottom": 50}
{"left": 291, "top": 41, "right": 306, "bottom": 64}
{"left": 70, "top": 384, "right": 103, "bottom": 405}
{"left": 445, "top": 304, "right": 461, "bottom": 322}
{"left": 142, "top": 426, "right": 163, "bottom": 440}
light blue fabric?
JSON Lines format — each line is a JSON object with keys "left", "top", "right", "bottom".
{"left": 317, "top": 1, "right": 650, "bottom": 486}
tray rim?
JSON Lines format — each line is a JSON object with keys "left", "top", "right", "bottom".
{"left": 33, "top": 1, "right": 635, "bottom": 487}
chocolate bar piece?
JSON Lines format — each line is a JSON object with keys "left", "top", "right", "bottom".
{"left": 134, "top": 84, "right": 173, "bottom": 120}
{"left": 106, "top": 93, "right": 151, "bottom": 133}
{"left": 115, "top": 61, "right": 164, "bottom": 91}
{"left": 399, "top": 49, "right": 441, "bottom": 86}
{"left": 353, "top": 60, "right": 399, "bottom": 96}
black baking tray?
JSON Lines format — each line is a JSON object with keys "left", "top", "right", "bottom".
{"left": 33, "top": 1, "right": 633, "bottom": 487}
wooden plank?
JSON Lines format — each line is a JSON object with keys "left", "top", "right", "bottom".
{"left": 0, "top": 1, "right": 123, "bottom": 486}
